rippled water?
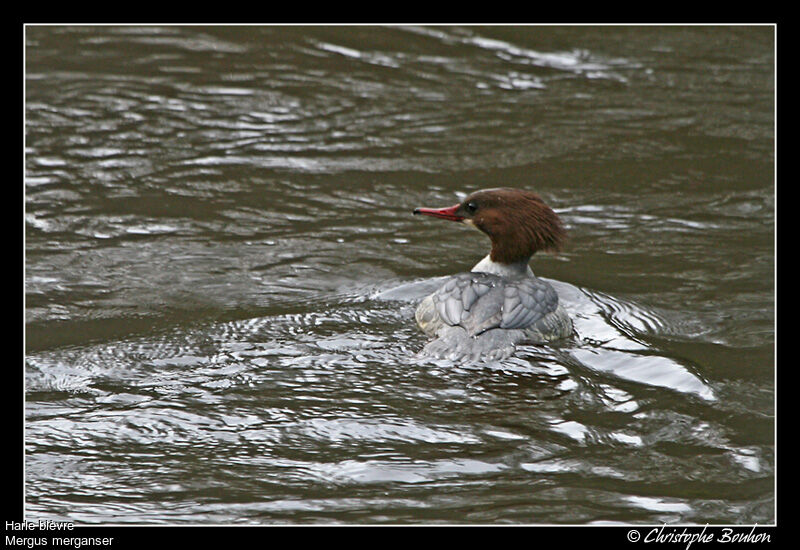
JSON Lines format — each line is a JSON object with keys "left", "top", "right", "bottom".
{"left": 25, "top": 25, "right": 774, "bottom": 524}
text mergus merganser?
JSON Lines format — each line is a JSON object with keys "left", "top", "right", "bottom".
{"left": 413, "top": 187, "right": 573, "bottom": 361}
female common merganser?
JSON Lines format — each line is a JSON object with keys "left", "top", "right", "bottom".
{"left": 413, "top": 188, "right": 573, "bottom": 361}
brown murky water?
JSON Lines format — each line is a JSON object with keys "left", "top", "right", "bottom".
{"left": 25, "top": 25, "right": 774, "bottom": 524}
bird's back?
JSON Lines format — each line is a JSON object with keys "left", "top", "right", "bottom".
{"left": 415, "top": 272, "right": 572, "bottom": 361}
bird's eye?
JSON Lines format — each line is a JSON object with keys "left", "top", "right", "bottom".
{"left": 465, "top": 201, "right": 478, "bottom": 214}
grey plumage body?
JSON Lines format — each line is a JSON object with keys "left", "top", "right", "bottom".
{"left": 415, "top": 259, "right": 572, "bottom": 361}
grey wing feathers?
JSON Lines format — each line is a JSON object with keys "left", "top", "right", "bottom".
{"left": 432, "top": 272, "right": 496, "bottom": 328}
{"left": 500, "top": 278, "right": 559, "bottom": 330}
{"left": 429, "top": 272, "right": 559, "bottom": 337}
